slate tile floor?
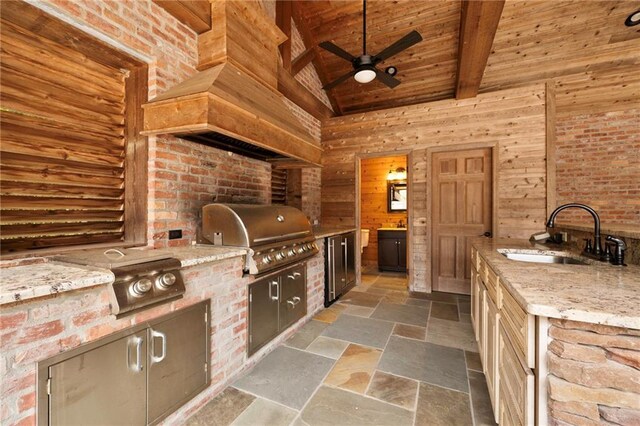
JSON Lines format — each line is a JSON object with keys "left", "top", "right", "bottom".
{"left": 187, "top": 271, "right": 496, "bottom": 426}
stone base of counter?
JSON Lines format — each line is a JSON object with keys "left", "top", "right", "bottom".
{"left": 0, "top": 241, "right": 325, "bottom": 426}
{"left": 547, "top": 318, "right": 640, "bottom": 425}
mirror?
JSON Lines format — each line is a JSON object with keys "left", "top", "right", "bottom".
{"left": 388, "top": 182, "right": 407, "bottom": 212}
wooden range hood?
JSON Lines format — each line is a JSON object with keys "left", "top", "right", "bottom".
{"left": 142, "top": 0, "right": 321, "bottom": 167}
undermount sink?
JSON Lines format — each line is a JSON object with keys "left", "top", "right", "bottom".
{"left": 500, "top": 251, "right": 588, "bottom": 265}
{"left": 378, "top": 227, "right": 407, "bottom": 231}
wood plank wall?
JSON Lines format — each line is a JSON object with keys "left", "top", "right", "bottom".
{"left": 360, "top": 156, "right": 407, "bottom": 267}
{"left": 322, "top": 84, "right": 547, "bottom": 291}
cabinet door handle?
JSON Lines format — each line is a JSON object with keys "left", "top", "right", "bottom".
{"left": 129, "top": 336, "right": 143, "bottom": 372}
{"left": 270, "top": 280, "right": 279, "bottom": 301}
{"left": 150, "top": 329, "right": 167, "bottom": 364}
{"left": 292, "top": 272, "right": 301, "bottom": 277}
{"left": 292, "top": 296, "right": 301, "bottom": 306}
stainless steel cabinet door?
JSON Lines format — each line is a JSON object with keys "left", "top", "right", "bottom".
{"left": 344, "top": 232, "right": 356, "bottom": 286}
{"left": 147, "top": 302, "right": 209, "bottom": 425}
{"left": 329, "top": 235, "right": 346, "bottom": 295}
{"left": 280, "top": 265, "right": 307, "bottom": 330}
{"left": 49, "top": 331, "right": 147, "bottom": 426}
{"left": 248, "top": 276, "right": 280, "bottom": 355}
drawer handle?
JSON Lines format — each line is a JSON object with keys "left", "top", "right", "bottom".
{"left": 150, "top": 329, "right": 166, "bottom": 364}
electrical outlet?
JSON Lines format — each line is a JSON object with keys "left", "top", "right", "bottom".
{"left": 168, "top": 229, "right": 182, "bottom": 240}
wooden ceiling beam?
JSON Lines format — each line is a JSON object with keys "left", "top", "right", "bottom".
{"left": 291, "top": 1, "right": 342, "bottom": 115}
{"left": 276, "top": 0, "right": 292, "bottom": 72}
{"left": 152, "top": 0, "right": 211, "bottom": 34}
{"left": 455, "top": 0, "right": 505, "bottom": 99}
{"left": 291, "top": 47, "right": 316, "bottom": 76}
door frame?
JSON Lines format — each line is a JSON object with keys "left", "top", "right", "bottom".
{"left": 426, "top": 142, "right": 499, "bottom": 293}
{"left": 355, "top": 150, "right": 413, "bottom": 289}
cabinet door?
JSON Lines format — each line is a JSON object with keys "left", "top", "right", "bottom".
{"left": 329, "top": 236, "right": 346, "bottom": 295}
{"left": 148, "top": 302, "right": 209, "bottom": 424}
{"left": 248, "top": 276, "right": 280, "bottom": 355}
{"left": 378, "top": 238, "right": 399, "bottom": 270}
{"left": 344, "top": 232, "right": 356, "bottom": 286}
{"left": 49, "top": 331, "right": 147, "bottom": 426}
{"left": 397, "top": 238, "right": 407, "bottom": 269}
{"left": 471, "top": 270, "right": 479, "bottom": 340}
{"left": 478, "top": 286, "right": 486, "bottom": 367}
{"left": 485, "top": 294, "right": 500, "bottom": 422}
{"left": 280, "top": 265, "right": 307, "bottom": 330}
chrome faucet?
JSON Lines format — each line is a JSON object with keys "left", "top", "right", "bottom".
{"left": 546, "top": 203, "right": 602, "bottom": 257}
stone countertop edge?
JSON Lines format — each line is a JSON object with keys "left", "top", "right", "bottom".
{"left": 313, "top": 226, "right": 357, "bottom": 239}
{"left": 0, "top": 246, "right": 248, "bottom": 306}
{"left": 472, "top": 238, "right": 640, "bottom": 330}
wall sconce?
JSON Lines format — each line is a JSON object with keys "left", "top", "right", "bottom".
{"left": 387, "top": 167, "right": 407, "bottom": 181}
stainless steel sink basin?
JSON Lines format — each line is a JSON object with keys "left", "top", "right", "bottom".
{"left": 500, "top": 252, "right": 587, "bottom": 265}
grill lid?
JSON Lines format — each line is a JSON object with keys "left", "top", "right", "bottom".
{"left": 201, "top": 204, "right": 313, "bottom": 248}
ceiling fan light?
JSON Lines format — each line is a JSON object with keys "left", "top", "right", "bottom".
{"left": 354, "top": 68, "right": 376, "bottom": 84}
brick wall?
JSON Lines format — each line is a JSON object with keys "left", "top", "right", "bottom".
{"left": 0, "top": 247, "right": 325, "bottom": 426}
{"left": 547, "top": 318, "right": 640, "bottom": 425}
{"left": 151, "top": 137, "right": 272, "bottom": 248}
{"left": 556, "top": 109, "right": 640, "bottom": 226}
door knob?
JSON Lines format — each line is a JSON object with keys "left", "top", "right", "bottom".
{"left": 482, "top": 232, "right": 492, "bottom": 237}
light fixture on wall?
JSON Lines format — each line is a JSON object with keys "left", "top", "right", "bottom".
{"left": 387, "top": 167, "right": 407, "bottom": 181}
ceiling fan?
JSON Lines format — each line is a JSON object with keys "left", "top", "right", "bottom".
{"left": 319, "top": 0, "right": 423, "bottom": 90}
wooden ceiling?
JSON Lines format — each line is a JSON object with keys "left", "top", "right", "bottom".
{"left": 294, "top": 0, "right": 640, "bottom": 115}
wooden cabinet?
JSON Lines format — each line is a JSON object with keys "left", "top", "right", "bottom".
{"left": 471, "top": 245, "right": 537, "bottom": 425}
{"left": 378, "top": 230, "right": 407, "bottom": 272}
{"left": 248, "top": 264, "right": 307, "bottom": 356}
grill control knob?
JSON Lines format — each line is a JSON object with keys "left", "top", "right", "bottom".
{"left": 275, "top": 252, "right": 285, "bottom": 260}
{"left": 130, "top": 278, "right": 153, "bottom": 297}
{"left": 263, "top": 256, "right": 272, "bottom": 264}
{"left": 288, "top": 249, "right": 295, "bottom": 256}
{"left": 157, "top": 273, "right": 176, "bottom": 288}
{"left": 297, "top": 247, "right": 305, "bottom": 254}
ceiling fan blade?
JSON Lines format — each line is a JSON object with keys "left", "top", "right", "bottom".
{"left": 319, "top": 41, "right": 356, "bottom": 62}
{"left": 375, "top": 68, "right": 401, "bottom": 89}
{"left": 372, "top": 30, "right": 423, "bottom": 63}
{"left": 323, "top": 70, "right": 357, "bottom": 90}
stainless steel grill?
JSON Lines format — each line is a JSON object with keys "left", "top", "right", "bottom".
{"left": 200, "top": 203, "right": 319, "bottom": 275}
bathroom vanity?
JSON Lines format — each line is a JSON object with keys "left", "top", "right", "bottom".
{"left": 377, "top": 229, "right": 407, "bottom": 272}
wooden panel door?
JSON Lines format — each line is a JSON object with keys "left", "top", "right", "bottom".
{"left": 432, "top": 148, "right": 492, "bottom": 294}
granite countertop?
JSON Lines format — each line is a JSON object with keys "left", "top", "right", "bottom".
{"left": 0, "top": 246, "right": 247, "bottom": 306}
{"left": 313, "top": 226, "right": 357, "bottom": 239}
{"left": 472, "top": 238, "right": 640, "bottom": 329}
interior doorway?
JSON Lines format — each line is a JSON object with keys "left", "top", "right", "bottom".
{"left": 359, "top": 154, "right": 409, "bottom": 283}
{"left": 431, "top": 148, "right": 493, "bottom": 294}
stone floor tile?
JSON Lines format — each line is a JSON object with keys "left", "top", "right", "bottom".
{"left": 305, "top": 336, "right": 349, "bottom": 359}
{"left": 465, "top": 350, "right": 483, "bottom": 372}
{"left": 339, "top": 291, "right": 383, "bottom": 308}
{"left": 366, "top": 370, "right": 419, "bottom": 410}
{"left": 381, "top": 292, "right": 408, "bottom": 304}
{"left": 431, "top": 302, "right": 460, "bottom": 321}
{"left": 457, "top": 294, "right": 471, "bottom": 303}
{"left": 415, "top": 382, "right": 473, "bottom": 426}
{"left": 426, "top": 317, "right": 478, "bottom": 352}
{"left": 313, "top": 304, "right": 347, "bottom": 324}
{"left": 460, "top": 313, "right": 471, "bottom": 323}
{"left": 233, "top": 346, "right": 334, "bottom": 410}
{"left": 366, "top": 287, "right": 390, "bottom": 295}
{"left": 285, "top": 320, "right": 329, "bottom": 350}
{"left": 324, "top": 343, "right": 382, "bottom": 393}
{"left": 392, "top": 323, "right": 427, "bottom": 341}
{"left": 405, "top": 298, "right": 430, "bottom": 307}
{"left": 186, "top": 387, "right": 255, "bottom": 426}
{"left": 342, "top": 305, "right": 374, "bottom": 318}
{"left": 321, "top": 314, "right": 394, "bottom": 349}
{"left": 469, "top": 371, "right": 497, "bottom": 425}
{"left": 417, "top": 292, "right": 459, "bottom": 304}
{"left": 371, "top": 302, "right": 429, "bottom": 327}
{"left": 378, "top": 336, "right": 469, "bottom": 392}
{"left": 301, "top": 386, "right": 413, "bottom": 426}
{"left": 230, "top": 398, "right": 298, "bottom": 426}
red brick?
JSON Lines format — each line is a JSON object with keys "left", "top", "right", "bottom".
{"left": 17, "top": 320, "right": 63, "bottom": 344}
{"left": 17, "top": 392, "right": 35, "bottom": 413}
{"left": 0, "top": 312, "right": 27, "bottom": 331}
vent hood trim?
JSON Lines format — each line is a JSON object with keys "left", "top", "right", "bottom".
{"left": 141, "top": 63, "right": 322, "bottom": 167}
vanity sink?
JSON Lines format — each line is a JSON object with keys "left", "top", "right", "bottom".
{"left": 500, "top": 251, "right": 588, "bottom": 265}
